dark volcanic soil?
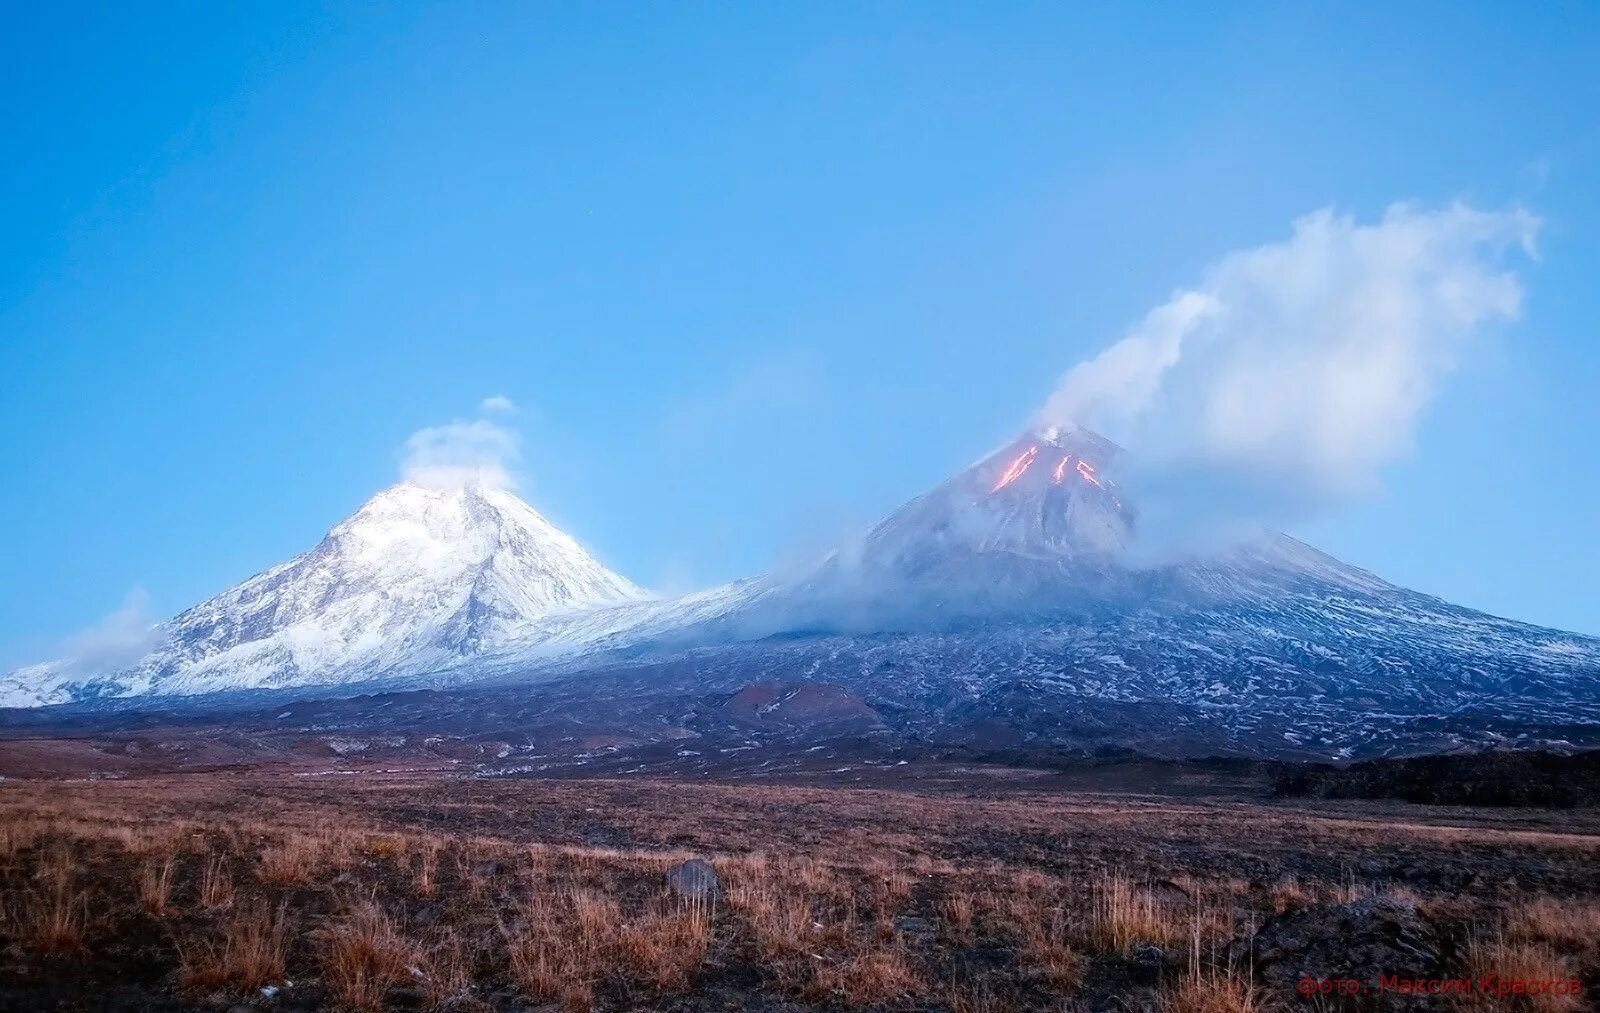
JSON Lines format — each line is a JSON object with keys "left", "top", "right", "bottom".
{"left": 0, "top": 766, "right": 1597, "bottom": 1011}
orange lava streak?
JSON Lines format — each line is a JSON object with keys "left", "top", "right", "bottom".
{"left": 992, "top": 445, "right": 1039, "bottom": 491}
{"left": 1075, "top": 459, "right": 1104, "bottom": 488}
{"left": 1051, "top": 455, "right": 1072, "bottom": 484}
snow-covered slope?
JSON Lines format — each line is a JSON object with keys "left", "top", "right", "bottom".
{"left": 459, "top": 426, "right": 1600, "bottom": 757}
{"left": 4, "top": 427, "right": 1598, "bottom": 760}
{"left": 0, "top": 482, "right": 641, "bottom": 706}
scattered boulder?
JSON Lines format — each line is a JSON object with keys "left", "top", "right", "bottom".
{"left": 666, "top": 858, "right": 722, "bottom": 901}
{"left": 1242, "top": 896, "right": 1449, "bottom": 1004}
{"left": 1126, "top": 942, "right": 1172, "bottom": 984}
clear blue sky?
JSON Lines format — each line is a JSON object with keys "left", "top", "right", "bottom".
{"left": 3, "top": 2, "right": 1598, "bottom": 666}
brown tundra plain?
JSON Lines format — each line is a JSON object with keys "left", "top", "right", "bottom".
{"left": 0, "top": 767, "right": 1596, "bottom": 1012}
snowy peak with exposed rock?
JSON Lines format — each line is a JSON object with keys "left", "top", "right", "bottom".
{"left": 727, "top": 426, "right": 1393, "bottom": 633}
{"left": 0, "top": 482, "right": 642, "bottom": 707}
{"left": 3, "top": 425, "right": 1598, "bottom": 761}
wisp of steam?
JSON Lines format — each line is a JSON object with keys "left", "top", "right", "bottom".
{"left": 1035, "top": 202, "right": 1539, "bottom": 552}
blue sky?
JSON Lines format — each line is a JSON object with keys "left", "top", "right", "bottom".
{"left": 2, "top": 2, "right": 1598, "bottom": 665}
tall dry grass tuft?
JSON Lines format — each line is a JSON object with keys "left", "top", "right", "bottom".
{"left": 504, "top": 889, "right": 627, "bottom": 1011}
{"left": 417, "top": 927, "right": 476, "bottom": 1008}
{"left": 414, "top": 838, "right": 442, "bottom": 898}
{"left": 942, "top": 979, "right": 1004, "bottom": 1013}
{"left": 20, "top": 840, "right": 85, "bottom": 951}
{"left": 618, "top": 896, "right": 714, "bottom": 991}
{"left": 363, "top": 833, "right": 407, "bottom": 860}
{"left": 1017, "top": 902, "right": 1086, "bottom": 991}
{"left": 940, "top": 886, "right": 976, "bottom": 935}
{"left": 870, "top": 862, "right": 916, "bottom": 915}
{"left": 1466, "top": 933, "right": 1581, "bottom": 1013}
{"left": 1268, "top": 876, "right": 1314, "bottom": 913}
{"left": 138, "top": 856, "right": 177, "bottom": 916}
{"left": 728, "top": 881, "right": 815, "bottom": 959}
{"left": 1093, "top": 870, "right": 1181, "bottom": 950}
{"left": 1510, "top": 897, "right": 1600, "bottom": 951}
{"left": 33, "top": 839, "right": 74, "bottom": 891}
{"left": 200, "top": 853, "right": 234, "bottom": 909}
{"left": 23, "top": 876, "right": 87, "bottom": 952}
{"left": 258, "top": 834, "right": 321, "bottom": 885}
{"left": 320, "top": 899, "right": 418, "bottom": 1011}
{"left": 179, "top": 900, "right": 289, "bottom": 993}
{"left": 319, "top": 899, "right": 413, "bottom": 1006}
{"left": 1161, "top": 968, "right": 1276, "bottom": 1013}
{"left": 505, "top": 906, "right": 592, "bottom": 1009}
{"left": 1160, "top": 920, "right": 1277, "bottom": 1013}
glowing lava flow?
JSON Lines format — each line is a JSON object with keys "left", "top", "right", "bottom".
{"left": 1075, "top": 459, "right": 1104, "bottom": 488}
{"left": 992, "top": 445, "right": 1039, "bottom": 492}
{"left": 1051, "top": 455, "right": 1072, "bottom": 484}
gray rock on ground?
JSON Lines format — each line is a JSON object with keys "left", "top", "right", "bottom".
{"left": 1239, "top": 895, "right": 1451, "bottom": 1009}
{"left": 666, "top": 857, "right": 722, "bottom": 901}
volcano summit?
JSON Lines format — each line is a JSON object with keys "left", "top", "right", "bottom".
{"left": 0, "top": 481, "right": 641, "bottom": 707}
{"left": 3, "top": 427, "right": 1597, "bottom": 759}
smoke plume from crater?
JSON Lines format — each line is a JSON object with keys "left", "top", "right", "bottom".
{"left": 1036, "top": 203, "right": 1539, "bottom": 549}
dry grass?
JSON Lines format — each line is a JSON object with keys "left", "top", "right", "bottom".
{"left": 618, "top": 898, "right": 714, "bottom": 991}
{"left": 940, "top": 885, "right": 976, "bottom": 933}
{"left": 0, "top": 771, "right": 1597, "bottom": 1011}
{"left": 1510, "top": 896, "right": 1600, "bottom": 952}
{"left": 872, "top": 862, "right": 916, "bottom": 915}
{"left": 33, "top": 839, "right": 74, "bottom": 890}
{"left": 1161, "top": 967, "right": 1277, "bottom": 1013}
{"left": 728, "top": 880, "right": 817, "bottom": 958}
{"left": 812, "top": 946, "right": 924, "bottom": 1005}
{"left": 137, "top": 855, "right": 176, "bottom": 916}
{"left": 257, "top": 834, "right": 321, "bottom": 885}
{"left": 505, "top": 893, "right": 604, "bottom": 1011}
{"left": 414, "top": 837, "right": 442, "bottom": 898}
{"left": 416, "top": 927, "right": 477, "bottom": 1008}
{"left": 363, "top": 833, "right": 407, "bottom": 859}
{"left": 20, "top": 875, "right": 87, "bottom": 952}
{"left": 1466, "top": 934, "right": 1583, "bottom": 1013}
{"left": 0, "top": 818, "right": 41, "bottom": 862}
{"left": 1018, "top": 904, "right": 1087, "bottom": 991}
{"left": 1268, "top": 876, "right": 1315, "bottom": 913}
{"left": 320, "top": 899, "right": 418, "bottom": 1010}
{"left": 1092, "top": 870, "right": 1182, "bottom": 950}
{"left": 199, "top": 852, "right": 234, "bottom": 908}
{"left": 179, "top": 899, "right": 289, "bottom": 993}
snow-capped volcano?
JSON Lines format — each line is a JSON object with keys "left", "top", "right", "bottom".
{"left": 0, "top": 482, "right": 641, "bottom": 707}
{"left": 447, "top": 425, "right": 1599, "bottom": 758}
{"left": 720, "top": 426, "right": 1391, "bottom": 634}
{"left": 4, "top": 427, "right": 1597, "bottom": 760}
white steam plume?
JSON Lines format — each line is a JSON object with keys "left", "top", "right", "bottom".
{"left": 58, "top": 587, "right": 162, "bottom": 676}
{"left": 1037, "top": 203, "right": 1539, "bottom": 545}
{"left": 401, "top": 403, "right": 522, "bottom": 490}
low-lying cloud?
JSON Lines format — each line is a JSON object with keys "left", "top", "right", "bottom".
{"left": 1037, "top": 202, "right": 1539, "bottom": 549}
{"left": 58, "top": 587, "right": 162, "bottom": 676}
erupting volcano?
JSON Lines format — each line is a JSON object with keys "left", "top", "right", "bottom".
{"left": 566, "top": 422, "right": 1600, "bottom": 759}
{"left": 4, "top": 423, "right": 1597, "bottom": 761}
{"left": 991, "top": 445, "right": 1040, "bottom": 491}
